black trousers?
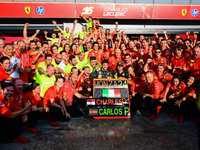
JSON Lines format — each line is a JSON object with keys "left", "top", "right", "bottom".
{"left": 145, "top": 97, "right": 162, "bottom": 116}
{"left": 179, "top": 100, "right": 198, "bottom": 117}
{"left": 66, "top": 106, "right": 83, "bottom": 118}
{"left": 0, "top": 116, "right": 22, "bottom": 142}
{"left": 27, "top": 111, "right": 47, "bottom": 128}
{"left": 47, "top": 106, "right": 70, "bottom": 122}
{"left": 131, "top": 93, "right": 145, "bottom": 113}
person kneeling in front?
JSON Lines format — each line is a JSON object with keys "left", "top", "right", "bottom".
{"left": 43, "top": 76, "right": 70, "bottom": 127}
{"left": 0, "top": 82, "right": 31, "bottom": 143}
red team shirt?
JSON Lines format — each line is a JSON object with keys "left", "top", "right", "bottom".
{"left": 43, "top": 85, "right": 63, "bottom": 107}
{"left": 63, "top": 81, "right": 78, "bottom": 104}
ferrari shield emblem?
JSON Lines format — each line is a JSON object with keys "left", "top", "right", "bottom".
{"left": 182, "top": 9, "right": 187, "bottom": 16}
{"left": 25, "top": 7, "right": 31, "bottom": 14}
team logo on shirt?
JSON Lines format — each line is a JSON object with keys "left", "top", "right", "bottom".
{"left": 25, "top": 6, "right": 31, "bottom": 14}
{"left": 182, "top": 9, "right": 187, "bottom": 16}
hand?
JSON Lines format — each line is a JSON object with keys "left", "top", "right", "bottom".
{"left": 44, "top": 107, "right": 49, "bottom": 112}
{"left": 87, "top": 88, "right": 92, "bottom": 92}
{"left": 17, "top": 61, "right": 22, "bottom": 69}
{"left": 78, "top": 87, "right": 83, "bottom": 91}
{"left": 193, "top": 93, "right": 197, "bottom": 99}
{"left": 194, "top": 32, "right": 197, "bottom": 39}
{"left": 25, "top": 100, "right": 31, "bottom": 109}
{"left": 175, "top": 100, "right": 182, "bottom": 107}
{"left": 143, "top": 94, "right": 146, "bottom": 99}
{"left": 74, "top": 19, "right": 78, "bottom": 24}
{"left": 147, "top": 58, "right": 152, "bottom": 64}
{"left": 22, "top": 114, "right": 28, "bottom": 123}
{"left": 31, "top": 65, "right": 35, "bottom": 69}
{"left": 65, "top": 112, "right": 71, "bottom": 119}
{"left": 132, "top": 92, "right": 137, "bottom": 97}
{"left": 31, "top": 105, "right": 37, "bottom": 111}
{"left": 58, "top": 32, "right": 61, "bottom": 37}
{"left": 36, "top": 30, "right": 40, "bottom": 34}
{"left": 52, "top": 20, "right": 56, "bottom": 24}
{"left": 44, "top": 30, "right": 48, "bottom": 35}
{"left": 169, "top": 95, "right": 174, "bottom": 99}
{"left": 25, "top": 23, "right": 30, "bottom": 27}
{"left": 186, "top": 31, "right": 190, "bottom": 35}
{"left": 115, "top": 21, "right": 118, "bottom": 25}
{"left": 89, "top": 96, "right": 93, "bottom": 98}
{"left": 163, "top": 29, "right": 167, "bottom": 34}
{"left": 160, "top": 98, "right": 167, "bottom": 103}
{"left": 156, "top": 29, "right": 160, "bottom": 34}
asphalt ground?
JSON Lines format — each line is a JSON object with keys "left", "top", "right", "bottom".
{"left": 0, "top": 110, "right": 199, "bottom": 150}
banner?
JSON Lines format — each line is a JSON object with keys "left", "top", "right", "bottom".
{"left": 0, "top": 2, "right": 200, "bottom": 19}
{"left": 0, "top": 2, "right": 75, "bottom": 18}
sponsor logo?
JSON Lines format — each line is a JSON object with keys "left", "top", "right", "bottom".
{"left": 25, "top": 6, "right": 31, "bottom": 14}
{"left": 36, "top": 6, "right": 44, "bottom": 15}
{"left": 103, "top": 7, "right": 128, "bottom": 17}
{"left": 82, "top": 6, "right": 94, "bottom": 15}
{"left": 192, "top": 9, "right": 198, "bottom": 17}
{"left": 182, "top": 9, "right": 187, "bottom": 16}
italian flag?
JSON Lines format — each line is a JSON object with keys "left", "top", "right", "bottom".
{"left": 102, "top": 89, "right": 121, "bottom": 98}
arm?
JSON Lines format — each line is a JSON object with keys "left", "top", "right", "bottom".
{"left": 29, "top": 30, "right": 40, "bottom": 41}
{"left": 186, "top": 31, "right": 190, "bottom": 39}
{"left": 70, "top": 19, "right": 78, "bottom": 34}
{"left": 52, "top": 20, "right": 63, "bottom": 32}
{"left": 193, "top": 32, "right": 197, "bottom": 46}
{"left": 112, "top": 22, "right": 118, "bottom": 35}
{"left": 80, "top": 14, "right": 88, "bottom": 22}
{"left": 44, "top": 31, "right": 48, "bottom": 39}
{"left": 32, "top": 49, "right": 43, "bottom": 64}
{"left": 11, "top": 101, "right": 31, "bottom": 119}
{"left": 74, "top": 92, "right": 90, "bottom": 99}
{"left": 23, "top": 23, "right": 29, "bottom": 40}
{"left": 143, "top": 58, "right": 152, "bottom": 72}
{"left": 163, "top": 29, "right": 168, "bottom": 40}
{"left": 57, "top": 32, "right": 62, "bottom": 47}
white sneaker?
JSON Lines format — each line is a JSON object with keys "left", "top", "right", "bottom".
{"left": 135, "top": 110, "right": 142, "bottom": 116}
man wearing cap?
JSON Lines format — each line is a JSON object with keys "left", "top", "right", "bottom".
{"left": 113, "top": 62, "right": 132, "bottom": 84}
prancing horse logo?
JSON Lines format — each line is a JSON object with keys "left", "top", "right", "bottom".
{"left": 182, "top": 9, "right": 187, "bottom": 16}
{"left": 25, "top": 7, "right": 30, "bottom": 14}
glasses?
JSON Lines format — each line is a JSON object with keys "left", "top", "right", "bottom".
{"left": 155, "top": 51, "right": 161, "bottom": 53}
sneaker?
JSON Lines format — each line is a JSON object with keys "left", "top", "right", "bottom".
{"left": 178, "top": 116, "right": 184, "bottom": 123}
{"left": 26, "top": 128, "right": 39, "bottom": 134}
{"left": 150, "top": 115, "right": 156, "bottom": 121}
{"left": 13, "top": 136, "right": 30, "bottom": 144}
{"left": 135, "top": 110, "right": 142, "bottom": 116}
{"left": 169, "top": 113, "right": 175, "bottom": 118}
{"left": 48, "top": 121, "right": 59, "bottom": 127}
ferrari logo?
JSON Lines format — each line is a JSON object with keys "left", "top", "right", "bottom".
{"left": 25, "top": 7, "right": 31, "bottom": 14}
{"left": 182, "top": 9, "right": 187, "bottom": 16}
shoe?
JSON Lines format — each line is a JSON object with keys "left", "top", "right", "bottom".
{"left": 178, "top": 116, "right": 184, "bottom": 123}
{"left": 156, "top": 106, "right": 161, "bottom": 115}
{"left": 13, "top": 136, "right": 30, "bottom": 144}
{"left": 135, "top": 110, "right": 142, "bottom": 116}
{"left": 48, "top": 121, "right": 59, "bottom": 127}
{"left": 150, "top": 115, "right": 156, "bottom": 120}
{"left": 26, "top": 128, "right": 39, "bottom": 134}
{"left": 169, "top": 113, "right": 175, "bottom": 118}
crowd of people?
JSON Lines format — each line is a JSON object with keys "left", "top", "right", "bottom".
{"left": 0, "top": 16, "right": 200, "bottom": 144}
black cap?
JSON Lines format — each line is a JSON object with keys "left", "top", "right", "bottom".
{"left": 117, "top": 62, "right": 123, "bottom": 66}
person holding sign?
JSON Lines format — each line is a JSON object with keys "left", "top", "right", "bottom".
{"left": 90, "top": 59, "right": 112, "bottom": 80}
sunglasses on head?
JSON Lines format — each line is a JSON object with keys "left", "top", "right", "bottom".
{"left": 155, "top": 51, "right": 161, "bottom": 53}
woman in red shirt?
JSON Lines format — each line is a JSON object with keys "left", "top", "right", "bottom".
{"left": 175, "top": 76, "right": 197, "bottom": 123}
{"left": 24, "top": 82, "right": 46, "bottom": 134}
{"left": 160, "top": 75, "right": 186, "bottom": 118}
